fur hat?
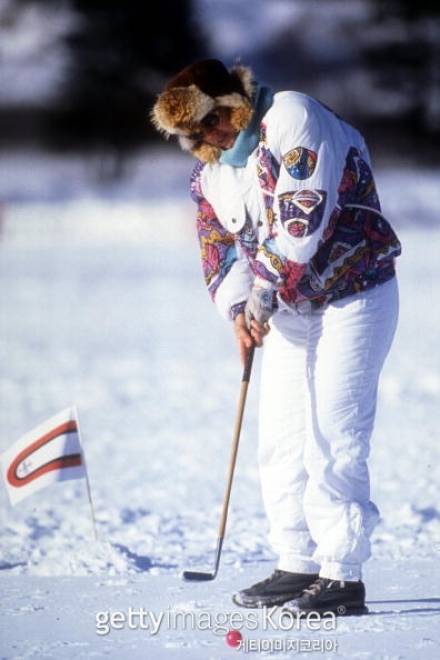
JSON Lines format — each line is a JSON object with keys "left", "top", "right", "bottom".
{"left": 151, "top": 59, "right": 254, "bottom": 162}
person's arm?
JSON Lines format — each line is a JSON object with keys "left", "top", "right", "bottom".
{"left": 191, "top": 162, "right": 253, "bottom": 321}
{"left": 191, "top": 163, "right": 269, "bottom": 363}
{"left": 246, "top": 94, "right": 341, "bottom": 320}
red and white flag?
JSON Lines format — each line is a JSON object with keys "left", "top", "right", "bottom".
{"left": 1, "top": 407, "right": 86, "bottom": 506}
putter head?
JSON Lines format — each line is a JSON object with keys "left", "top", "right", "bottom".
{"left": 182, "top": 570, "right": 215, "bottom": 582}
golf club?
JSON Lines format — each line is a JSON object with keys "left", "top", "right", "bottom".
{"left": 182, "top": 344, "right": 255, "bottom": 581}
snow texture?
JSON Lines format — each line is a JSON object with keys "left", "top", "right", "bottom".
{"left": 0, "top": 150, "right": 439, "bottom": 658}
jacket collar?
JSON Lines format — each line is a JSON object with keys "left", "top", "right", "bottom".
{"left": 220, "top": 84, "right": 274, "bottom": 168}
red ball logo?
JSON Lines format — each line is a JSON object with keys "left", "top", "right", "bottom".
{"left": 225, "top": 629, "right": 242, "bottom": 648}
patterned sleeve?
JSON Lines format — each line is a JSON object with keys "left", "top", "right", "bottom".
{"left": 252, "top": 95, "right": 341, "bottom": 292}
{"left": 190, "top": 162, "right": 253, "bottom": 320}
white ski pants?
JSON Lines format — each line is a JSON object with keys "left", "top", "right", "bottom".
{"left": 259, "top": 277, "right": 399, "bottom": 581}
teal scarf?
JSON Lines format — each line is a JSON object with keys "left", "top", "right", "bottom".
{"left": 220, "top": 84, "right": 274, "bottom": 168}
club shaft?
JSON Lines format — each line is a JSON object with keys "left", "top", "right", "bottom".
{"left": 218, "top": 345, "right": 255, "bottom": 542}
{"left": 182, "top": 346, "right": 255, "bottom": 582}
{"left": 213, "top": 536, "right": 224, "bottom": 575}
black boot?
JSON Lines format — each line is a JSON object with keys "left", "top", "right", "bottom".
{"left": 232, "top": 570, "right": 319, "bottom": 608}
{"left": 283, "top": 577, "right": 368, "bottom": 616}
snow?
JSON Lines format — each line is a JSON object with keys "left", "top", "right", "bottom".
{"left": 0, "top": 150, "right": 439, "bottom": 657}
{"left": 1, "top": 561, "right": 439, "bottom": 659}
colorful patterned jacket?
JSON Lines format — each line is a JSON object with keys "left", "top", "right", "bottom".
{"left": 190, "top": 91, "right": 401, "bottom": 320}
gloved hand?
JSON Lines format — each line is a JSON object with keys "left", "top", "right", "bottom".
{"left": 244, "top": 284, "right": 277, "bottom": 329}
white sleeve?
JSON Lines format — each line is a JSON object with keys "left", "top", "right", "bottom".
{"left": 269, "top": 94, "right": 341, "bottom": 264}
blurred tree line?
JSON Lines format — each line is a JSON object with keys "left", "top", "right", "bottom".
{"left": 55, "top": 0, "right": 205, "bottom": 150}
{"left": 365, "top": 0, "right": 440, "bottom": 143}
{"left": 0, "top": 0, "right": 439, "bottom": 161}
{"left": 0, "top": 0, "right": 205, "bottom": 153}
{"left": 252, "top": 0, "right": 440, "bottom": 161}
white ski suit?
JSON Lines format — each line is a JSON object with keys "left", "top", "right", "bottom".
{"left": 190, "top": 91, "right": 401, "bottom": 580}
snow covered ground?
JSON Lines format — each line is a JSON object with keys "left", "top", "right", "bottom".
{"left": 0, "top": 151, "right": 439, "bottom": 658}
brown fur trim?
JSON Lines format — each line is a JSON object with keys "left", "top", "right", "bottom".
{"left": 229, "top": 103, "right": 254, "bottom": 131}
{"left": 151, "top": 85, "right": 215, "bottom": 135}
{"left": 151, "top": 62, "right": 256, "bottom": 161}
{"left": 231, "top": 65, "right": 254, "bottom": 98}
{"left": 177, "top": 135, "right": 197, "bottom": 152}
{"left": 215, "top": 91, "right": 249, "bottom": 109}
{"left": 191, "top": 142, "right": 221, "bottom": 163}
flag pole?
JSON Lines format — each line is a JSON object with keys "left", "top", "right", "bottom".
{"left": 74, "top": 407, "right": 98, "bottom": 541}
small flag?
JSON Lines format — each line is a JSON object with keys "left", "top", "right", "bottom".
{"left": 1, "top": 407, "right": 86, "bottom": 506}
